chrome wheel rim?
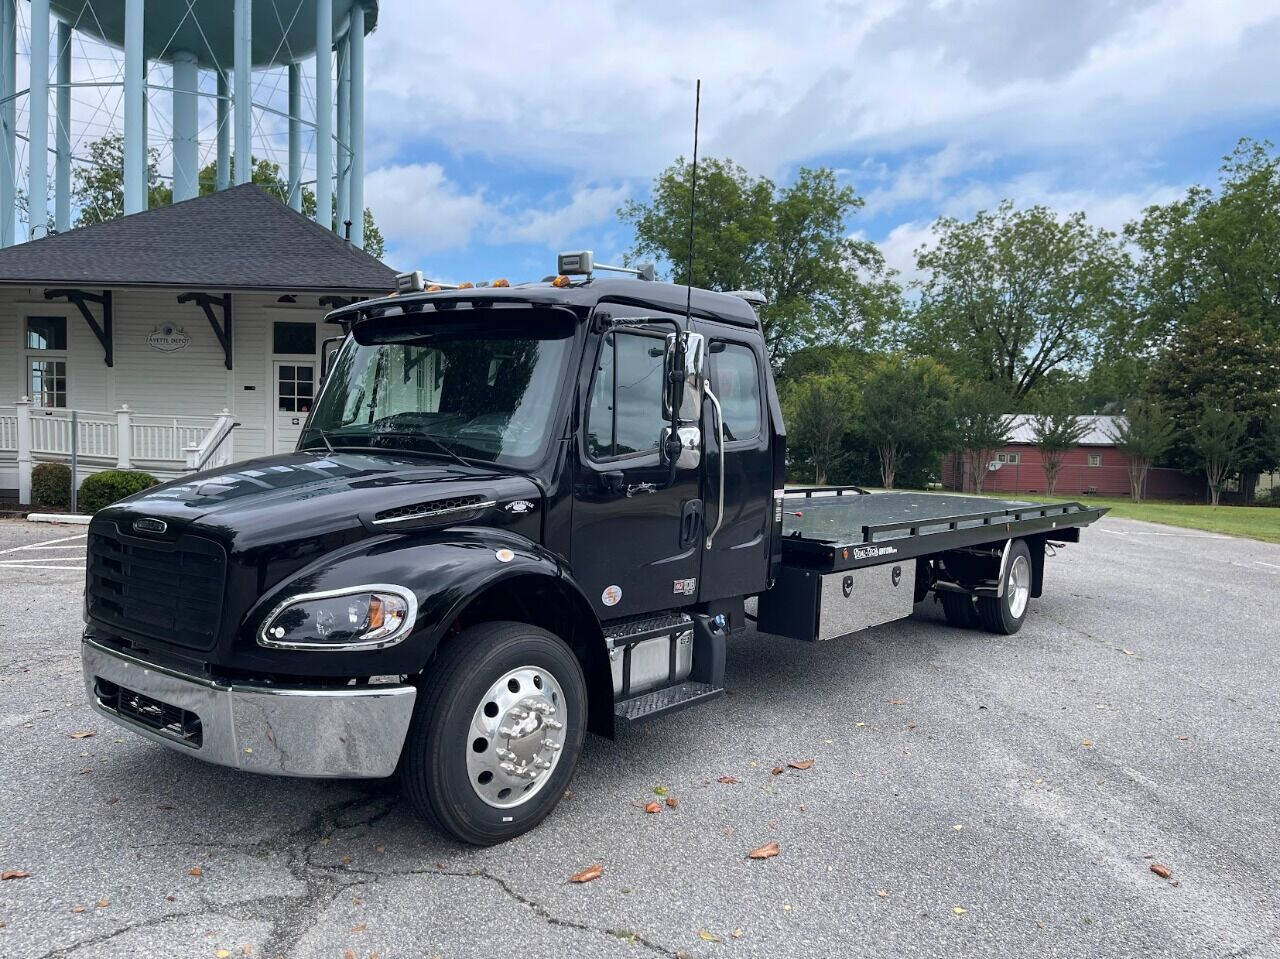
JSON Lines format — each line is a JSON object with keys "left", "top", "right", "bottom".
{"left": 465, "top": 665, "right": 567, "bottom": 809}
{"left": 1007, "top": 554, "right": 1030, "bottom": 619}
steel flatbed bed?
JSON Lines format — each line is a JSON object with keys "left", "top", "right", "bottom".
{"left": 779, "top": 487, "right": 1109, "bottom": 573}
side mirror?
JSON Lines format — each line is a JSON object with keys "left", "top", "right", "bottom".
{"left": 664, "top": 331, "right": 706, "bottom": 423}
{"left": 661, "top": 425, "right": 702, "bottom": 470}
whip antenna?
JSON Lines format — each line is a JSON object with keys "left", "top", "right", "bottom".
{"left": 684, "top": 78, "right": 701, "bottom": 326}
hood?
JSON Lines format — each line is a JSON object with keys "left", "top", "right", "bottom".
{"left": 97, "top": 450, "right": 543, "bottom": 553}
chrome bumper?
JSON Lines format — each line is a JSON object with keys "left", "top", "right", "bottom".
{"left": 81, "top": 638, "right": 416, "bottom": 778}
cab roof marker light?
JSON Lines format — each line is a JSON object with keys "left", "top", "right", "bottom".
{"left": 557, "top": 250, "right": 656, "bottom": 281}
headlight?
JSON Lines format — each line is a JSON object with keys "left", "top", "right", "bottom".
{"left": 257, "top": 585, "right": 417, "bottom": 651}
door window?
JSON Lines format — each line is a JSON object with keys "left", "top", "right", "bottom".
{"left": 26, "top": 316, "right": 68, "bottom": 408}
{"left": 29, "top": 359, "right": 67, "bottom": 408}
{"left": 586, "top": 331, "right": 665, "bottom": 459}
{"left": 278, "top": 364, "right": 315, "bottom": 413}
{"left": 710, "top": 343, "right": 761, "bottom": 441}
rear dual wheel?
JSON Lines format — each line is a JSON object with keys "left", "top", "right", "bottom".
{"left": 400, "top": 621, "right": 587, "bottom": 845}
{"left": 977, "top": 539, "right": 1032, "bottom": 635}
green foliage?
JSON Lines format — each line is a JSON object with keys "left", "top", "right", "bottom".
{"left": 71, "top": 136, "right": 386, "bottom": 259}
{"left": 1145, "top": 306, "right": 1280, "bottom": 477}
{"left": 1127, "top": 138, "right": 1280, "bottom": 341}
{"left": 1191, "top": 404, "right": 1246, "bottom": 507}
{"left": 31, "top": 463, "right": 71, "bottom": 510}
{"left": 77, "top": 470, "right": 158, "bottom": 514}
{"left": 1106, "top": 399, "right": 1175, "bottom": 502}
{"left": 911, "top": 201, "right": 1131, "bottom": 398}
{"left": 780, "top": 373, "right": 858, "bottom": 485}
{"left": 860, "top": 355, "right": 955, "bottom": 489}
{"left": 952, "top": 384, "right": 1013, "bottom": 494}
{"left": 1028, "top": 392, "right": 1088, "bottom": 495}
{"left": 621, "top": 158, "right": 899, "bottom": 362}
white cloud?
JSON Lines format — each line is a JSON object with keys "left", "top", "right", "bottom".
{"left": 500, "top": 183, "right": 631, "bottom": 247}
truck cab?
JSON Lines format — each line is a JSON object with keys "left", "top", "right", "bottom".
{"left": 80, "top": 257, "right": 1105, "bottom": 845}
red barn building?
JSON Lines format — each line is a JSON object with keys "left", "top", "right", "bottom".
{"left": 941, "top": 415, "right": 1204, "bottom": 501}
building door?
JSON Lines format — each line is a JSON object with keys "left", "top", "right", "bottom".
{"left": 273, "top": 361, "right": 316, "bottom": 453}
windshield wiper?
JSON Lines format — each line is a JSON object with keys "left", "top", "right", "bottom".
{"left": 300, "top": 426, "right": 335, "bottom": 454}
{"left": 365, "top": 429, "right": 474, "bottom": 471}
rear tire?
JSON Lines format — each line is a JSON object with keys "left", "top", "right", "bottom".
{"left": 977, "top": 540, "right": 1032, "bottom": 635}
{"left": 401, "top": 621, "right": 587, "bottom": 845}
{"left": 940, "top": 592, "right": 979, "bottom": 628}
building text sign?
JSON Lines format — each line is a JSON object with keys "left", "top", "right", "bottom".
{"left": 146, "top": 324, "right": 192, "bottom": 352}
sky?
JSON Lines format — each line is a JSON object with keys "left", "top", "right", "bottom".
{"left": 352, "top": 0, "right": 1280, "bottom": 285}
{"left": 14, "top": 0, "right": 1280, "bottom": 289}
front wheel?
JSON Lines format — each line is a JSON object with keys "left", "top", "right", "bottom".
{"left": 977, "top": 539, "right": 1032, "bottom": 635}
{"left": 401, "top": 621, "right": 587, "bottom": 845}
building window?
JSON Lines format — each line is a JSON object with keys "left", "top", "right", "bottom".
{"left": 1088, "top": 453, "right": 1102, "bottom": 467}
{"left": 997, "top": 451, "right": 1020, "bottom": 465}
{"left": 30, "top": 359, "right": 67, "bottom": 408}
{"left": 27, "top": 316, "right": 67, "bottom": 350}
{"left": 273, "top": 321, "right": 317, "bottom": 355}
{"left": 278, "top": 364, "right": 315, "bottom": 413}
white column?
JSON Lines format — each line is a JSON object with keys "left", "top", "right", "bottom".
{"left": 16, "top": 396, "right": 31, "bottom": 504}
{"left": 287, "top": 62, "right": 301, "bottom": 210}
{"left": 54, "top": 19, "right": 70, "bottom": 232}
{"left": 349, "top": 2, "right": 364, "bottom": 248}
{"left": 28, "top": 0, "right": 49, "bottom": 237}
{"left": 115, "top": 404, "right": 131, "bottom": 468}
{"left": 0, "top": 0, "right": 16, "bottom": 247}
{"left": 233, "top": 0, "right": 252, "bottom": 183}
{"left": 314, "top": 0, "right": 332, "bottom": 228}
{"left": 215, "top": 70, "right": 230, "bottom": 190}
{"left": 335, "top": 32, "right": 349, "bottom": 236}
{"left": 123, "top": 0, "right": 145, "bottom": 213}
{"left": 171, "top": 50, "right": 199, "bottom": 201}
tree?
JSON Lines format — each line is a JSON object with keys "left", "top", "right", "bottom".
{"left": 70, "top": 135, "right": 385, "bottom": 258}
{"left": 781, "top": 373, "right": 857, "bottom": 485}
{"left": 1191, "top": 404, "right": 1246, "bottom": 506}
{"left": 1145, "top": 306, "right": 1280, "bottom": 492}
{"left": 860, "top": 355, "right": 954, "bottom": 489}
{"left": 911, "top": 201, "right": 1130, "bottom": 398}
{"left": 953, "top": 384, "right": 1012, "bottom": 494}
{"left": 1127, "top": 138, "right": 1280, "bottom": 341}
{"left": 621, "top": 158, "right": 899, "bottom": 362}
{"left": 1106, "top": 399, "right": 1175, "bottom": 502}
{"left": 1028, "top": 396, "right": 1088, "bottom": 495}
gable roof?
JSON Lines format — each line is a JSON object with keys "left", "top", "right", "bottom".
{"left": 0, "top": 184, "right": 397, "bottom": 293}
{"left": 1004, "top": 414, "right": 1125, "bottom": 447}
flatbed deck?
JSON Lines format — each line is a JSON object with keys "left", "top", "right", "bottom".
{"left": 780, "top": 488, "right": 1108, "bottom": 572}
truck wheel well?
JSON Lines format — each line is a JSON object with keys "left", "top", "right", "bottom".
{"left": 448, "top": 574, "right": 614, "bottom": 738}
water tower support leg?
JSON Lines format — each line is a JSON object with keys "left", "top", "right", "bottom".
{"left": 336, "top": 32, "right": 349, "bottom": 236}
{"left": 287, "top": 62, "right": 301, "bottom": 210}
{"left": 234, "top": 0, "right": 252, "bottom": 184}
{"left": 54, "top": 19, "right": 70, "bottom": 231}
{"left": 172, "top": 50, "right": 199, "bottom": 201}
{"left": 0, "top": 0, "right": 15, "bottom": 247}
{"left": 349, "top": 1, "right": 364, "bottom": 248}
{"left": 314, "top": 0, "right": 332, "bottom": 228}
{"left": 216, "top": 70, "right": 230, "bottom": 191}
{"left": 123, "top": 0, "right": 144, "bottom": 213}
{"left": 28, "top": 0, "right": 49, "bottom": 236}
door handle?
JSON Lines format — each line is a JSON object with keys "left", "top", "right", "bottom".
{"left": 679, "top": 499, "right": 704, "bottom": 549}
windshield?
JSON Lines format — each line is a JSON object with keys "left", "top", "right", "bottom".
{"left": 302, "top": 310, "right": 576, "bottom": 467}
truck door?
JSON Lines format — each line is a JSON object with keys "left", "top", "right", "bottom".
{"left": 571, "top": 313, "right": 703, "bottom": 620}
{"left": 696, "top": 328, "right": 773, "bottom": 601}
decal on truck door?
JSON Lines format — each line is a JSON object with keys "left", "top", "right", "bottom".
{"left": 601, "top": 585, "right": 622, "bottom": 607}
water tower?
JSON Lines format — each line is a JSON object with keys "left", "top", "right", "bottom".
{"left": 0, "top": 0, "right": 378, "bottom": 248}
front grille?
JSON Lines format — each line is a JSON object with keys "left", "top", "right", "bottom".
{"left": 93, "top": 678, "right": 202, "bottom": 747}
{"left": 373, "top": 494, "right": 490, "bottom": 524}
{"left": 87, "top": 524, "right": 227, "bottom": 651}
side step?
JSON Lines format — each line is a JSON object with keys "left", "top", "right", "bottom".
{"left": 614, "top": 681, "right": 724, "bottom": 731}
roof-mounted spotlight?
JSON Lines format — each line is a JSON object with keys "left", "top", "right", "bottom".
{"left": 557, "top": 250, "right": 656, "bottom": 281}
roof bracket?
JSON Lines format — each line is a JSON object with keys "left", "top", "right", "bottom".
{"left": 45, "top": 288, "right": 113, "bottom": 366}
{"left": 319, "top": 295, "right": 359, "bottom": 310}
{"left": 178, "top": 292, "right": 233, "bottom": 370}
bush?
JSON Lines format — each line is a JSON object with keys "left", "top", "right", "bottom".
{"left": 77, "top": 470, "right": 159, "bottom": 514}
{"left": 31, "top": 462, "right": 71, "bottom": 510}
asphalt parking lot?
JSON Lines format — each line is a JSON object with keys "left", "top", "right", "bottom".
{"left": 2, "top": 515, "right": 1278, "bottom": 959}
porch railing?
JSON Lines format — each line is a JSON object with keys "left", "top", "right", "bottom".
{"left": 0, "top": 399, "right": 235, "bottom": 505}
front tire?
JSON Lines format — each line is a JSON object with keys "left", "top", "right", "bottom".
{"left": 977, "top": 539, "right": 1032, "bottom": 635}
{"left": 401, "top": 621, "right": 587, "bottom": 845}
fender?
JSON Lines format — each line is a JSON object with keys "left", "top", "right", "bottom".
{"left": 234, "top": 527, "right": 605, "bottom": 683}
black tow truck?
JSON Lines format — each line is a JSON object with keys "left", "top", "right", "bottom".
{"left": 81, "top": 254, "right": 1107, "bottom": 844}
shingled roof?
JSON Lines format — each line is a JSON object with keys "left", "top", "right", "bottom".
{"left": 0, "top": 184, "right": 397, "bottom": 293}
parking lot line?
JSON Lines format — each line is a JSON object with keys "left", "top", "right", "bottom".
{"left": 0, "top": 532, "right": 87, "bottom": 554}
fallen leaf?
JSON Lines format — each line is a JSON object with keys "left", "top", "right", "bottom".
{"left": 771, "top": 766, "right": 784, "bottom": 776}
{"left": 374, "top": 844, "right": 385, "bottom": 854}
{"left": 69, "top": 731, "right": 96, "bottom": 740}
{"left": 97, "top": 899, "right": 109, "bottom": 908}
{"left": 783, "top": 903, "right": 792, "bottom": 912}
{"left": 665, "top": 796, "right": 679, "bottom": 808}
{"left": 644, "top": 801, "right": 661, "bottom": 814}
{"left": 1, "top": 870, "right": 30, "bottom": 880}
{"left": 653, "top": 785, "right": 668, "bottom": 796}
{"left": 241, "top": 946, "right": 252, "bottom": 956}
{"left": 855, "top": 722, "right": 866, "bottom": 728}
{"left": 72, "top": 906, "right": 85, "bottom": 913}
{"left": 748, "top": 841, "right": 780, "bottom": 860}
{"left": 189, "top": 867, "right": 203, "bottom": 877}
{"left": 351, "top": 923, "right": 367, "bottom": 932}
{"left": 1177, "top": 736, "right": 1188, "bottom": 742}
{"left": 1150, "top": 863, "right": 1172, "bottom": 879}
{"left": 717, "top": 776, "right": 738, "bottom": 784}
{"left": 698, "top": 930, "right": 721, "bottom": 942}
{"left": 216, "top": 951, "right": 232, "bottom": 958}
{"left": 156, "top": 803, "right": 175, "bottom": 810}
{"left": 876, "top": 889, "right": 889, "bottom": 898}
{"left": 951, "top": 824, "right": 964, "bottom": 831}
{"left": 165, "top": 895, "right": 176, "bottom": 902}
{"left": 787, "top": 759, "right": 814, "bottom": 770}
{"left": 344, "top": 951, "right": 356, "bottom": 959}
{"left": 1121, "top": 648, "right": 1134, "bottom": 656}
{"left": 906, "top": 723, "right": 917, "bottom": 730}
{"left": 570, "top": 864, "right": 603, "bottom": 883}
{"left": 952, "top": 906, "right": 968, "bottom": 915}
{"left": 889, "top": 699, "right": 905, "bottom": 705}
{"left": 340, "top": 855, "right": 352, "bottom": 865}
{"left": 1081, "top": 740, "right": 1094, "bottom": 748}
{"left": 732, "top": 929, "right": 744, "bottom": 938}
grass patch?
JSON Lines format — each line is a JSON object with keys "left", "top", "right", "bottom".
{"left": 979, "top": 492, "right": 1280, "bottom": 544}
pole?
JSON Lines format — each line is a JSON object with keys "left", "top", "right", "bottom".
{"left": 314, "top": 0, "right": 332, "bottom": 228}
{"left": 28, "top": 0, "right": 49, "bottom": 237}
{"left": 287, "top": 62, "right": 301, "bottom": 210}
{"left": 233, "top": 0, "right": 253, "bottom": 184}
{"left": 69, "top": 410, "right": 78, "bottom": 513}
{"left": 123, "top": 0, "right": 145, "bottom": 213}
{"left": 0, "top": 0, "right": 16, "bottom": 247}
{"left": 171, "top": 50, "right": 199, "bottom": 201}
{"left": 349, "top": 2, "right": 364, "bottom": 247}
{"left": 335, "top": 31, "right": 349, "bottom": 235}
{"left": 216, "top": 70, "right": 230, "bottom": 190}
{"left": 54, "top": 19, "right": 70, "bottom": 232}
